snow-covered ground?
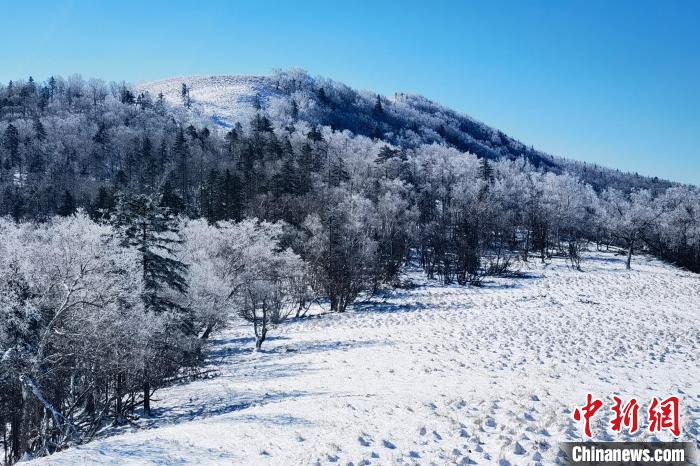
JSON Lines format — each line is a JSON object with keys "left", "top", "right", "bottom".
{"left": 30, "top": 251, "right": 699, "bottom": 465}
{"left": 137, "top": 75, "right": 277, "bottom": 127}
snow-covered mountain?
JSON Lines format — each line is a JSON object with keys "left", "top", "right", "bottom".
{"left": 138, "top": 71, "right": 678, "bottom": 193}
{"left": 139, "top": 72, "right": 555, "bottom": 166}
{"left": 139, "top": 75, "right": 279, "bottom": 128}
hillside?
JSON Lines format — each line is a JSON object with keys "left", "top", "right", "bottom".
{"left": 27, "top": 250, "right": 700, "bottom": 465}
{"left": 2, "top": 72, "right": 699, "bottom": 465}
{"left": 138, "top": 71, "right": 679, "bottom": 193}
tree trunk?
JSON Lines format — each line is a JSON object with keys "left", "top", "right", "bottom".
{"left": 200, "top": 323, "right": 215, "bottom": 340}
{"left": 143, "top": 381, "right": 151, "bottom": 417}
{"left": 115, "top": 373, "right": 123, "bottom": 424}
{"left": 626, "top": 240, "right": 634, "bottom": 270}
{"left": 255, "top": 329, "right": 266, "bottom": 350}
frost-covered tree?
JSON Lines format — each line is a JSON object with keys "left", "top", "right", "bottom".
{"left": 304, "top": 193, "right": 379, "bottom": 312}
{"left": 111, "top": 193, "right": 190, "bottom": 416}
{"left": 0, "top": 214, "right": 148, "bottom": 460}
{"left": 601, "top": 188, "right": 661, "bottom": 269}
{"left": 204, "top": 219, "right": 305, "bottom": 349}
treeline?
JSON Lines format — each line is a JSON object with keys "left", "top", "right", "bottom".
{"left": 0, "top": 207, "right": 305, "bottom": 463}
{"left": 1, "top": 74, "right": 699, "bottom": 463}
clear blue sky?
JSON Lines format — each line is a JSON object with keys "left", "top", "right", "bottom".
{"left": 1, "top": 0, "right": 698, "bottom": 185}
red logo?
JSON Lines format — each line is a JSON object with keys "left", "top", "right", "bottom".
{"left": 610, "top": 396, "right": 640, "bottom": 434}
{"left": 573, "top": 393, "right": 603, "bottom": 438}
{"left": 648, "top": 396, "right": 681, "bottom": 437}
{"left": 572, "top": 395, "right": 681, "bottom": 438}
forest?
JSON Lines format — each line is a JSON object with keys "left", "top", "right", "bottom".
{"left": 1, "top": 72, "right": 699, "bottom": 463}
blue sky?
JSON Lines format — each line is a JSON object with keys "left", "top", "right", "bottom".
{"left": 1, "top": 0, "right": 698, "bottom": 185}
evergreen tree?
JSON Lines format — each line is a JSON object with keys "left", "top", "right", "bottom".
{"left": 181, "top": 83, "right": 191, "bottom": 108}
{"left": 328, "top": 155, "right": 350, "bottom": 187}
{"left": 48, "top": 76, "right": 56, "bottom": 98}
{"left": 376, "top": 145, "right": 398, "bottom": 164}
{"left": 113, "top": 193, "right": 188, "bottom": 314}
{"left": 155, "top": 92, "right": 166, "bottom": 114}
{"left": 217, "top": 169, "right": 243, "bottom": 221}
{"left": 172, "top": 128, "right": 190, "bottom": 205}
{"left": 111, "top": 193, "right": 190, "bottom": 416}
{"left": 160, "top": 180, "right": 185, "bottom": 215}
{"left": 57, "top": 190, "right": 76, "bottom": 216}
{"left": 3, "top": 124, "right": 20, "bottom": 169}
{"left": 114, "top": 169, "right": 128, "bottom": 188}
{"left": 279, "top": 156, "right": 299, "bottom": 196}
{"left": 119, "top": 86, "right": 135, "bottom": 105}
{"left": 307, "top": 126, "right": 324, "bottom": 142}
{"left": 141, "top": 136, "right": 156, "bottom": 187}
{"left": 373, "top": 94, "right": 383, "bottom": 114}
{"left": 200, "top": 169, "right": 219, "bottom": 223}
{"left": 33, "top": 117, "right": 46, "bottom": 141}
{"left": 91, "top": 186, "right": 116, "bottom": 221}
{"left": 27, "top": 150, "right": 45, "bottom": 174}
{"left": 291, "top": 98, "right": 299, "bottom": 121}
{"left": 297, "top": 154, "right": 313, "bottom": 196}
{"left": 479, "top": 158, "right": 494, "bottom": 184}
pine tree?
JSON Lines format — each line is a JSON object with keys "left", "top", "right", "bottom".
{"left": 200, "top": 169, "right": 219, "bottom": 223}
{"left": 160, "top": 180, "right": 185, "bottom": 215}
{"left": 27, "top": 150, "right": 45, "bottom": 174}
{"left": 306, "top": 126, "right": 324, "bottom": 142}
{"left": 376, "top": 145, "right": 398, "bottom": 164}
{"left": 57, "top": 190, "right": 76, "bottom": 216}
{"left": 3, "top": 124, "right": 20, "bottom": 169}
{"left": 141, "top": 136, "right": 156, "bottom": 187}
{"left": 291, "top": 99, "right": 299, "bottom": 121}
{"left": 181, "top": 83, "right": 191, "bottom": 108}
{"left": 155, "top": 92, "right": 166, "bottom": 114}
{"left": 33, "top": 117, "right": 46, "bottom": 141}
{"left": 279, "top": 156, "right": 299, "bottom": 196}
{"left": 373, "top": 94, "right": 383, "bottom": 114}
{"left": 217, "top": 169, "right": 243, "bottom": 221}
{"left": 48, "top": 76, "right": 56, "bottom": 99}
{"left": 329, "top": 155, "right": 349, "bottom": 187}
{"left": 479, "top": 158, "right": 494, "bottom": 184}
{"left": 317, "top": 87, "right": 328, "bottom": 104}
{"left": 91, "top": 186, "right": 116, "bottom": 221}
{"left": 119, "top": 86, "right": 135, "bottom": 105}
{"left": 172, "top": 128, "right": 190, "bottom": 206}
{"left": 112, "top": 193, "right": 189, "bottom": 416}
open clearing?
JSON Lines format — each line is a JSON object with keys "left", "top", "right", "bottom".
{"left": 31, "top": 251, "right": 700, "bottom": 465}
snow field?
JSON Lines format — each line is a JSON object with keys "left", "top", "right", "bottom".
{"left": 30, "top": 251, "right": 700, "bottom": 465}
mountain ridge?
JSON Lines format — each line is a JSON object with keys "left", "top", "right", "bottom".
{"left": 138, "top": 71, "right": 682, "bottom": 193}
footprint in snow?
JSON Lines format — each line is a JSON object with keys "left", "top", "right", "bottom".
{"left": 513, "top": 442, "right": 526, "bottom": 455}
{"left": 358, "top": 436, "right": 372, "bottom": 447}
{"left": 382, "top": 439, "right": 396, "bottom": 449}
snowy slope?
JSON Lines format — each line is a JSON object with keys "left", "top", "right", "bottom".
{"left": 138, "top": 75, "right": 278, "bottom": 127}
{"left": 29, "top": 251, "right": 699, "bottom": 465}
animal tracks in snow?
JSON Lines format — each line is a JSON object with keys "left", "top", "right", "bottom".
{"left": 28, "top": 252, "right": 700, "bottom": 465}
